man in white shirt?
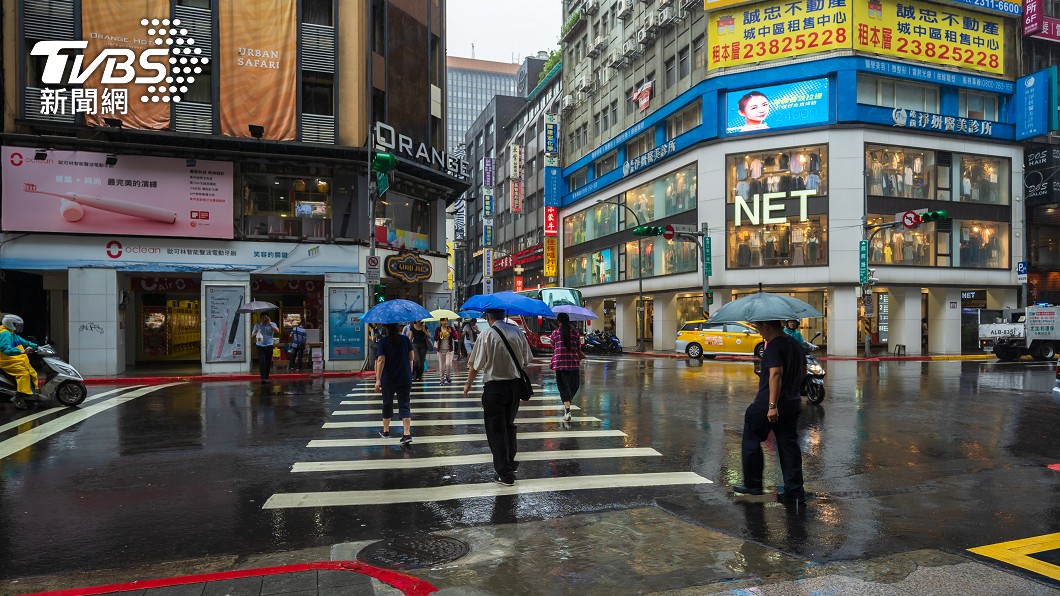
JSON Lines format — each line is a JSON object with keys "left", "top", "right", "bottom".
{"left": 464, "top": 308, "right": 533, "bottom": 486}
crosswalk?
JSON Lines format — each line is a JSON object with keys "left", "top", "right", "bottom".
{"left": 263, "top": 371, "right": 711, "bottom": 510}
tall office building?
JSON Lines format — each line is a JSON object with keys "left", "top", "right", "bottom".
{"left": 445, "top": 57, "right": 520, "bottom": 154}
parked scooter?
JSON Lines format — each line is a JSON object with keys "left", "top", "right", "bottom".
{"left": 0, "top": 343, "right": 88, "bottom": 409}
{"left": 584, "top": 330, "right": 608, "bottom": 355}
{"left": 801, "top": 332, "right": 826, "bottom": 404}
{"left": 604, "top": 333, "right": 623, "bottom": 354}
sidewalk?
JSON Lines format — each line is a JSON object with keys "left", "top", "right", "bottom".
{"left": 632, "top": 350, "right": 997, "bottom": 363}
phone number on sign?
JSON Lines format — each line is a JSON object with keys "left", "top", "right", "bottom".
{"left": 738, "top": 28, "right": 848, "bottom": 60}
{"left": 895, "top": 39, "right": 1000, "bottom": 69}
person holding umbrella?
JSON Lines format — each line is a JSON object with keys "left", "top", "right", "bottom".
{"left": 375, "top": 322, "right": 415, "bottom": 445}
{"left": 550, "top": 312, "right": 584, "bottom": 422}
{"left": 251, "top": 313, "right": 280, "bottom": 384}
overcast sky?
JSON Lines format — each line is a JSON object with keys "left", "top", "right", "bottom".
{"left": 446, "top": 0, "right": 562, "bottom": 64}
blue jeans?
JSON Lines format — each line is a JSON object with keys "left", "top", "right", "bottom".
{"left": 382, "top": 383, "right": 411, "bottom": 419}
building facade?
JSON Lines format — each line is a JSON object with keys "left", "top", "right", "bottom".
{"left": 558, "top": 0, "right": 1037, "bottom": 356}
{"left": 1, "top": 0, "right": 466, "bottom": 376}
{"left": 445, "top": 56, "right": 520, "bottom": 154}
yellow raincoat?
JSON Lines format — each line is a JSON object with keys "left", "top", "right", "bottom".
{"left": 0, "top": 324, "right": 38, "bottom": 395}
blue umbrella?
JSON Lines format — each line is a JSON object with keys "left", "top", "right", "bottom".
{"left": 461, "top": 291, "right": 555, "bottom": 318}
{"left": 458, "top": 310, "right": 482, "bottom": 318}
{"left": 358, "top": 299, "right": 432, "bottom": 324}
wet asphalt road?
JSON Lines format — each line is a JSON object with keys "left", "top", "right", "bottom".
{"left": 1, "top": 357, "right": 1058, "bottom": 582}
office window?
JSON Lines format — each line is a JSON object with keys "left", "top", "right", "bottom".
{"left": 626, "top": 87, "right": 636, "bottom": 115}
{"left": 679, "top": 46, "right": 690, "bottom": 79}
{"left": 602, "top": 106, "right": 609, "bottom": 131}
{"left": 303, "top": 0, "right": 333, "bottom": 25}
{"left": 665, "top": 56, "right": 676, "bottom": 88}
{"left": 594, "top": 112, "right": 601, "bottom": 137}
{"left": 570, "top": 168, "right": 587, "bottom": 190}
{"left": 693, "top": 36, "right": 705, "bottom": 69}
{"left": 857, "top": 75, "right": 939, "bottom": 112}
{"left": 596, "top": 151, "right": 618, "bottom": 177}
{"left": 960, "top": 91, "right": 999, "bottom": 121}
{"left": 302, "top": 72, "right": 334, "bottom": 115}
{"left": 627, "top": 130, "right": 653, "bottom": 157}
{"left": 667, "top": 100, "right": 701, "bottom": 139}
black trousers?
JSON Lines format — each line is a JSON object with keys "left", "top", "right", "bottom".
{"left": 555, "top": 369, "right": 581, "bottom": 403}
{"left": 482, "top": 379, "right": 521, "bottom": 479}
{"left": 741, "top": 399, "right": 804, "bottom": 498}
{"left": 290, "top": 344, "right": 306, "bottom": 370}
{"left": 256, "top": 345, "right": 274, "bottom": 381}
{"left": 412, "top": 344, "right": 428, "bottom": 380}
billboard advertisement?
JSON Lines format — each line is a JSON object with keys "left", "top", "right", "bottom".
{"left": 1014, "top": 67, "right": 1058, "bottom": 141}
{"left": 327, "top": 287, "right": 366, "bottom": 361}
{"left": 219, "top": 0, "right": 297, "bottom": 140}
{"left": 725, "top": 79, "right": 829, "bottom": 135}
{"left": 1, "top": 146, "right": 234, "bottom": 238}
{"left": 81, "top": 0, "right": 172, "bottom": 130}
{"left": 205, "top": 285, "right": 246, "bottom": 363}
{"left": 709, "top": 0, "right": 1006, "bottom": 76}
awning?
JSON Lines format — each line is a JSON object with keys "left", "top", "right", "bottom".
{"left": 467, "top": 272, "right": 483, "bottom": 286}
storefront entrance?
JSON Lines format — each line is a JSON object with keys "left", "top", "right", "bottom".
{"left": 133, "top": 276, "right": 202, "bottom": 363}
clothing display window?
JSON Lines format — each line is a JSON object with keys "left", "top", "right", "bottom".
{"left": 727, "top": 145, "right": 828, "bottom": 203}
{"left": 727, "top": 216, "right": 828, "bottom": 268}
{"left": 865, "top": 214, "right": 936, "bottom": 266}
{"left": 865, "top": 147, "right": 935, "bottom": 199}
{"left": 955, "top": 221, "right": 1008, "bottom": 269}
{"left": 563, "top": 201, "right": 618, "bottom": 248}
{"left": 623, "top": 163, "right": 698, "bottom": 227}
{"left": 955, "top": 155, "right": 1008, "bottom": 205}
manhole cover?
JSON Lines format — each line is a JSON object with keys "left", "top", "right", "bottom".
{"left": 357, "top": 533, "right": 470, "bottom": 570}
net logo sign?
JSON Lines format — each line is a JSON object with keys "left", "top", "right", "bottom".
{"left": 30, "top": 18, "right": 209, "bottom": 115}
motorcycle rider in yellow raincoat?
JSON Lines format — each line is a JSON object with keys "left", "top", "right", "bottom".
{"left": 0, "top": 314, "right": 39, "bottom": 397}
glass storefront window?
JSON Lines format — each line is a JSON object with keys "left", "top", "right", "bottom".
{"left": 624, "top": 237, "right": 697, "bottom": 280}
{"left": 866, "top": 214, "right": 936, "bottom": 266}
{"left": 866, "top": 146, "right": 936, "bottom": 199}
{"left": 677, "top": 296, "right": 707, "bottom": 327}
{"left": 954, "top": 220, "right": 1008, "bottom": 268}
{"left": 728, "top": 215, "right": 828, "bottom": 268}
{"left": 563, "top": 201, "right": 619, "bottom": 247}
{"left": 244, "top": 174, "right": 332, "bottom": 240}
{"left": 956, "top": 155, "right": 1008, "bottom": 205}
{"left": 563, "top": 248, "right": 615, "bottom": 286}
{"left": 374, "top": 193, "right": 431, "bottom": 251}
{"left": 727, "top": 146, "right": 827, "bottom": 203}
{"left": 623, "top": 162, "right": 698, "bottom": 225}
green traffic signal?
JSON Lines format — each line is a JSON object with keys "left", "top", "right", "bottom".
{"left": 373, "top": 284, "right": 386, "bottom": 304}
{"left": 371, "top": 152, "right": 397, "bottom": 173}
{"left": 632, "top": 225, "right": 666, "bottom": 236}
{"left": 918, "top": 209, "right": 948, "bottom": 223}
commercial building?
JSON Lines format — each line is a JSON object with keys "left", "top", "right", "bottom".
{"left": 1, "top": 0, "right": 467, "bottom": 376}
{"left": 445, "top": 56, "right": 520, "bottom": 154}
{"left": 558, "top": 0, "right": 1040, "bottom": 356}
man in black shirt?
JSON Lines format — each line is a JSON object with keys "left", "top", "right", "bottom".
{"left": 734, "top": 319, "right": 807, "bottom": 504}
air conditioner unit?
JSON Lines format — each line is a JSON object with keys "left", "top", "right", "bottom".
{"left": 644, "top": 12, "right": 657, "bottom": 31}
{"left": 659, "top": 0, "right": 674, "bottom": 6}
{"left": 585, "top": 0, "right": 599, "bottom": 13}
{"left": 587, "top": 38, "right": 602, "bottom": 58}
{"left": 561, "top": 95, "right": 575, "bottom": 110}
{"left": 595, "top": 35, "right": 607, "bottom": 51}
{"left": 577, "top": 74, "right": 594, "bottom": 91}
{"left": 623, "top": 39, "right": 638, "bottom": 56}
{"left": 660, "top": 6, "right": 676, "bottom": 25}
{"left": 637, "top": 29, "right": 649, "bottom": 44}
{"left": 617, "top": 0, "right": 633, "bottom": 19}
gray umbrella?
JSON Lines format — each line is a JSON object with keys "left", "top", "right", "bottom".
{"left": 707, "top": 292, "right": 823, "bottom": 324}
{"left": 235, "top": 300, "right": 279, "bottom": 314}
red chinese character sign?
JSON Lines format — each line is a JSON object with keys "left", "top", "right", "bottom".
{"left": 511, "top": 180, "right": 523, "bottom": 213}
{"left": 544, "top": 206, "right": 559, "bottom": 237}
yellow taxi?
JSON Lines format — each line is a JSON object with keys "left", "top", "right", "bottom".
{"left": 675, "top": 320, "right": 765, "bottom": 359}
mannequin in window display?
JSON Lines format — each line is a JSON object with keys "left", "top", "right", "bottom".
{"left": 892, "top": 230, "right": 904, "bottom": 263}
{"left": 737, "top": 232, "right": 752, "bottom": 268}
{"left": 643, "top": 241, "right": 655, "bottom": 275}
{"left": 871, "top": 238, "right": 884, "bottom": 263}
{"left": 806, "top": 227, "right": 821, "bottom": 264}
{"left": 749, "top": 229, "right": 763, "bottom": 266}
{"left": 986, "top": 228, "right": 999, "bottom": 267}
{"left": 736, "top": 177, "right": 751, "bottom": 201}
{"left": 763, "top": 232, "right": 777, "bottom": 265}
{"left": 791, "top": 224, "right": 805, "bottom": 266}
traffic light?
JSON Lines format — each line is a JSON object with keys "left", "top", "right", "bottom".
{"left": 373, "top": 284, "right": 386, "bottom": 304}
{"left": 705, "top": 291, "right": 714, "bottom": 305}
{"left": 632, "top": 225, "right": 666, "bottom": 236}
{"left": 918, "top": 209, "right": 948, "bottom": 223}
{"left": 371, "top": 152, "right": 397, "bottom": 173}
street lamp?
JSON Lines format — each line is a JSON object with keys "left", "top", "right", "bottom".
{"left": 597, "top": 197, "right": 646, "bottom": 353}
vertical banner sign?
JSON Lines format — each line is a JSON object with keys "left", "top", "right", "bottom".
{"left": 482, "top": 188, "right": 495, "bottom": 219}
{"left": 1026, "top": 0, "right": 1043, "bottom": 35}
{"left": 545, "top": 114, "right": 560, "bottom": 154}
{"left": 510, "top": 146, "right": 524, "bottom": 179}
{"left": 483, "top": 223, "right": 494, "bottom": 247}
{"left": 483, "top": 248, "right": 495, "bottom": 278}
{"left": 219, "top": 0, "right": 297, "bottom": 140}
{"left": 483, "top": 157, "right": 494, "bottom": 188}
{"left": 483, "top": 278, "right": 495, "bottom": 295}
{"left": 544, "top": 166, "right": 562, "bottom": 207}
{"left": 544, "top": 237, "right": 559, "bottom": 277}
{"left": 544, "top": 205, "right": 559, "bottom": 236}
{"left": 328, "top": 287, "right": 366, "bottom": 361}
{"left": 511, "top": 180, "right": 524, "bottom": 213}
{"left": 82, "top": 0, "right": 171, "bottom": 130}
{"left": 205, "top": 286, "right": 246, "bottom": 363}
{"left": 859, "top": 240, "right": 869, "bottom": 284}
{"left": 514, "top": 276, "right": 524, "bottom": 292}
{"left": 454, "top": 200, "right": 466, "bottom": 241}
{"left": 1014, "top": 67, "right": 1055, "bottom": 140}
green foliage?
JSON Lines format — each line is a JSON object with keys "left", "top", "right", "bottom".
{"left": 560, "top": 10, "right": 583, "bottom": 37}
{"left": 538, "top": 49, "right": 562, "bottom": 85}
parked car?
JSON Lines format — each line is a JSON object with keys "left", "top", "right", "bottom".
{"left": 676, "top": 320, "right": 765, "bottom": 359}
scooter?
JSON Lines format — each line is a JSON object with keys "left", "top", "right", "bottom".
{"left": 583, "top": 330, "right": 608, "bottom": 355}
{"left": 0, "top": 344, "right": 88, "bottom": 409}
{"left": 801, "top": 332, "right": 826, "bottom": 404}
{"left": 605, "top": 333, "right": 623, "bottom": 354}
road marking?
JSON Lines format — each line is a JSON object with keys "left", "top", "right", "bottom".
{"left": 340, "top": 397, "right": 564, "bottom": 405}
{"left": 308, "top": 429, "right": 628, "bottom": 448}
{"left": 324, "top": 416, "right": 599, "bottom": 429}
{"left": 583, "top": 359, "right": 614, "bottom": 364}
{"left": 0, "top": 383, "right": 185, "bottom": 460}
{"left": 345, "top": 387, "right": 549, "bottom": 396}
{"left": 333, "top": 405, "right": 579, "bottom": 416}
{"left": 264, "top": 472, "right": 711, "bottom": 508}
{"left": 0, "top": 385, "right": 145, "bottom": 435}
{"left": 969, "top": 532, "right": 1060, "bottom": 581}
{"left": 292, "top": 447, "right": 660, "bottom": 472}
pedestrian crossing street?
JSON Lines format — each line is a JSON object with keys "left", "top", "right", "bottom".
{"left": 263, "top": 371, "right": 712, "bottom": 510}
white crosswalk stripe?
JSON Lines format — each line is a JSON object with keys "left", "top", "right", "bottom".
{"left": 307, "top": 429, "right": 627, "bottom": 448}
{"left": 323, "top": 416, "right": 599, "bottom": 429}
{"left": 264, "top": 473, "right": 711, "bottom": 508}
{"left": 292, "top": 448, "right": 660, "bottom": 472}
{"left": 332, "top": 405, "right": 580, "bottom": 415}
{"left": 339, "top": 397, "right": 564, "bottom": 405}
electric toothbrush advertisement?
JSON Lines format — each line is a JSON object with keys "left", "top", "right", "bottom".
{"left": 205, "top": 286, "right": 246, "bottom": 363}
{"left": 1, "top": 146, "right": 233, "bottom": 238}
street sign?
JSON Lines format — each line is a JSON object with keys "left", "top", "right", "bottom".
{"left": 663, "top": 224, "right": 676, "bottom": 240}
{"left": 901, "top": 210, "right": 919, "bottom": 229}
{"left": 366, "top": 255, "right": 380, "bottom": 284}
{"left": 1018, "top": 261, "right": 1029, "bottom": 283}
{"left": 703, "top": 237, "right": 712, "bottom": 276}
{"left": 376, "top": 172, "right": 389, "bottom": 197}
{"left": 483, "top": 278, "right": 494, "bottom": 295}
{"left": 864, "top": 293, "right": 875, "bottom": 318}
{"left": 665, "top": 223, "right": 697, "bottom": 239}
{"left": 859, "top": 240, "right": 868, "bottom": 284}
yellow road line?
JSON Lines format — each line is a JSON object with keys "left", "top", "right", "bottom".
{"left": 968, "top": 532, "right": 1060, "bottom": 581}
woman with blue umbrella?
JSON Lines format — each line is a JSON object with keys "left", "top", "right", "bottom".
{"left": 361, "top": 299, "right": 432, "bottom": 445}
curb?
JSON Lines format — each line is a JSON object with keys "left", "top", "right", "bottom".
{"left": 23, "top": 560, "right": 437, "bottom": 596}
{"left": 83, "top": 371, "right": 374, "bottom": 385}
{"left": 627, "top": 353, "right": 996, "bottom": 363}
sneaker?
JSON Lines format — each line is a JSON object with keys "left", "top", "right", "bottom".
{"left": 733, "top": 485, "right": 765, "bottom": 495}
{"left": 494, "top": 476, "right": 515, "bottom": 487}
{"left": 511, "top": 462, "right": 519, "bottom": 473}
{"left": 563, "top": 410, "right": 572, "bottom": 422}
{"left": 378, "top": 430, "right": 390, "bottom": 439}
{"left": 400, "top": 434, "right": 413, "bottom": 445}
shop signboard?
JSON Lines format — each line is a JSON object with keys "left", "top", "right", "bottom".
{"left": 454, "top": 200, "right": 466, "bottom": 242}
{"left": 709, "top": 0, "right": 1006, "bottom": 76}
{"left": 511, "top": 180, "right": 524, "bottom": 213}
{"left": 205, "top": 285, "right": 246, "bottom": 363}
{"left": 514, "top": 276, "right": 524, "bottom": 292}
{"left": 510, "top": 145, "right": 524, "bottom": 179}
{"left": 494, "top": 254, "right": 514, "bottom": 272}
{"left": 327, "top": 286, "right": 366, "bottom": 361}
{"left": 1023, "top": 143, "right": 1060, "bottom": 206}
{"left": 483, "top": 223, "right": 494, "bottom": 247}
{"left": 545, "top": 115, "right": 560, "bottom": 154}
{"left": 482, "top": 188, "right": 495, "bottom": 218}
{"left": 1014, "top": 67, "right": 1058, "bottom": 140}
{"left": 544, "top": 237, "right": 559, "bottom": 277}
{"left": 384, "top": 253, "right": 432, "bottom": 283}
{"left": 483, "top": 248, "right": 495, "bottom": 278}
{"left": 725, "top": 79, "right": 829, "bottom": 136}
{"left": 483, "top": 157, "right": 494, "bottom": 188}
{"left": 1, "top": 146, "right": 234, "bottom": 239}
{"left": 544, "top": 166, "right": 562, "bottom": 207}
{"left": 544, "top": 206, "right": 559, "bottom": 237}
{"left": 1025, "top": 0, "right": 1043, "bottom": 35}
{"left": 961, "top": 290, "right": 987, "bottom": 309}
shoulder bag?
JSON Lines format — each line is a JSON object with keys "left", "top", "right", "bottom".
{"left": 492, "top": 326, "right": 534, "bottom": 401}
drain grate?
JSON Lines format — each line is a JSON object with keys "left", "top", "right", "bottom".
{"left": 357, "top": 533, "right": 470, "bottom": 570}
